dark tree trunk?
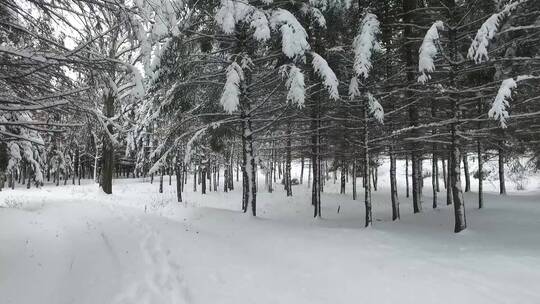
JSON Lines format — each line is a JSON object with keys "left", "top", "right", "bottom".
{"left": 477, "top": 141, "right": 483, "bottom": 209}
{"left": 176, "top": 163, "right": 182, "bottom": 203}
{"left": 451, "top": 135, "right": 466, "bottom": 233}
{"left": 311, "top": 94, "right": 321, "bottom": 218}
{"left": 340, "top": 162, "right": 346, "bottom": 194}
{"left": 432, "top": 153, "right": 437, "bottom": 209}
{"left": 463, "top": 154, "right": 470, "bottom": 192}
{"left": 364, "top": 101, "right": 372, "bottom": 227}
{"left": 285, "top": 122, "right": 292, "bottom": 197}
{"left": 159, "top": 171, "right": 163, "bottom": 193}
{"left": 101, "top": 92, "right": 114, "bottom": 195}
{"left": 201, "top": 166, "right": 206, "bottom": 195}
{"left": 193, "top": 167, "right": 197, "bottom": 192}
{"left": 446, "top": 153, "right": 453, "bottom": 205}
{"left": 499, "top": 145, "right": 506, "bottom": 195}
{"left": 352, "top": 160, "right": 357, "bottom": 200}
{"left": 300, "top": 156, "right": 304, "bottom": 184}
{"left": 390, "top": 151, "right": 399, "bottom": 220}
{"left": 405, "top": 156, "right": 409, "bottom": 198}
{"left": 372, "top": 165, "right": 378, "bottom": 191}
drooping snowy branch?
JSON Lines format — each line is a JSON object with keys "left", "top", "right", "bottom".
{"left": 270, "top": 9, "right": 310, "bottom": 59}
{"left": 280, "top": 65, "right": 305, "bottom": 107}
{"left": 349, "top": 76, "right": 360, "bottom": 100}
{"left": 468, "top": 1, "right": 527, "bottom": 63}
{"left": 352, "top": 13, "right": 381, "bottom": 79}
{"left": 220, "top": 62, "right": 244, "bottom": 113}
{"left": 367, "top": 92, "right": 384, "bottom": 124}
{"left": 311, "top": 52, "right": 339, "bottom": 100}
{"left": 418, "top": 21, "right": 444, "bottom": 84}
{"left": 489, "top": 75, "right": 536, "bottom": 128}
{"left": 300, "top": 4, "right": 326, "bottom": 28}
{"left": 215, "top": 0, "right": 270, "bottom": 42}
{"left": 251, "top": 10, "right": 271, "bottom": 41}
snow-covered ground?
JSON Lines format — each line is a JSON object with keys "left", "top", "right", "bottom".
{"left": 1, "top": 160, "right": 540, "bottom": 304}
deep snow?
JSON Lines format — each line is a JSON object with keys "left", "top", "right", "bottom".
{"left": 1, "top": 159, "right": 540, "bottom": 304}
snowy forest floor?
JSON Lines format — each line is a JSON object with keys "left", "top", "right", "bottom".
{"left": 1, "top": 160, "right": 540, "bottom": 304}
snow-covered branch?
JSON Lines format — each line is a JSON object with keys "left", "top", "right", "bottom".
{"left": 418, "top": 21, "right": 444, "bottom": 84}
{"left": 311, "top": 52, "right": 339, "bottom": 100}
{"left": 468, "top": 0, "right": 528, "bottom": 63}
{"left": 352, "top": 13, "right": 381, "bottom": 79}
{"left": 489, "top": 75, "right": 538, "bottom": 128}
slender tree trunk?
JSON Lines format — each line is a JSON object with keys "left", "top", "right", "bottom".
{"left": 432, "top": 153, "right": 437, "bottom": 209}
{"left": 101, "top": 92, "right": 114, "bottom": 194}
{"left": 451, "top": 133, "right": 466, "bottom": 232}
{"left": 26, "top": 163, "right": 31, "bottom": 189}
{"left": 364, "top": 101, "right": 372, "bottom": 227}
{"left": 201, "top": 166, "right": 206, "bottom": 195}
{"left": 193, "top": 166, "right": 197, "bottom": 192}
{"left": 176, "top": 163, "right": 182, "bottom": 203}
{"left": 477, "top": 141, "right": 483, "bottom": 209}
{"left": 499, "top": 145, "right": 506, "bottom": 195}
{"left": 442, "top": 158, "right": 447, "bottom": 189}
{"left": 311, "top": 94, "right": 321, "bottom": 217}
{"left": 372, "top": 164, "right": 378, "bottom": 191}
{"left": 447, "top": 153, "right": 453, "bottom": 205}
{"left": 300, "top": 156, "right": 304, "bottom": 184}
{"left": 390, "top": 151, "right": 399, "bottom": 220}
{"left": 285, "top": 121, "right": 292, "bottom": 196}
{"left": 159, "top": 170, "right": 163, "bottom": 193}
{"left": 307, "top": 160, "right": 311, "bottom": 189}
{"left": 412, "top": 153, "right": 422, "bottom": 213}
{"left": 340, "top": 162, "right": 346, "bottom": 194}
{"left": 405, "top": 156, "right": 410, "bottom": 198}
{"left": 463, "top": 153, "right": 471, "bottom": 192}
{"left": 352, "top": 159, "right": 357, "bottom": 200}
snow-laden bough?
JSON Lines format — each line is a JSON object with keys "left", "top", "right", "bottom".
{"left": 418, "top": 21, "right": 444, "bottom": 84}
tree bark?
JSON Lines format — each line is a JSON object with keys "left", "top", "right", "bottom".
{"left": 390, "top": 151, "right": 399, "bottom": 220}
{"left": 463, "top": 153, "right": 471, "bottom": 192}
{"left": 499, "top": 145, "right": 506, "bottom": 195}
{"left": 364, "top": 100, "right": 372, "bottom": 227}
{"left": 101, "top": 92, "right": 114, "bottom": 195}
{"left": 405, "top": 156, "right": 409, "bottom": 198}
{"left": 477, "top": 141, "right": 483, "bottom": 209}
{"left": 176, "top": 163, "right": 182, "bottom": 203}
{"left": 432, "top": 153, "right": 437, "bottom": 209}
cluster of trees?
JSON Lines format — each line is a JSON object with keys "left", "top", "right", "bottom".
{"left": 1, "top": 0, "right": 539, "bottom": 232}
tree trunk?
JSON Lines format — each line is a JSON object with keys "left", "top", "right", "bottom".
{"left": 442, "top": 158, "right": 447, "bottom": 189}
{"left": 352, "top": 160, "right": 357, "bottom": 200}
{"left": 300, "top": 156, "right": 304, "bottom": 184}
{"left": 463, "top": 153, "right": 470, "bottom": 192}
{"left": 499, "top": 145, "right": 506, "bottom": 195}
{"left": 446, "top": 153, "right": 453, "bottom": 205}
{"left": 201, "top": 166, "right": 206, "bottom": 195}
{"left": 159, "top": 170, "right": 163, "bottom": 193}
{"left": 364, "top": 101, "right": 372, "bottom": 227}
{"left": 390, "top": 151, "right": 399, "bottom": 220}
{"left": 176, "top": 163, "right": 182, "bottom": 203}
{"left": 477, "top": 141, "right": 483, "bottom": 209}
{"left": 193, "top": 167, "right": 197, "bottom": 192}
{"left": 432, "top": 153, "right": 437, "bottom": 209}
{"left": 285, "top": 122, "right": 292, "bottom": 196}
{"left": 340, "top": 162, "right": 346, "bottom": 194}
{"left": 451, "top": 134, "right": 466, "bottom": 233}
{"left": 412, "top": 153, "right": 422, "bottom": 213}
{"left": 405, "top": 156, "right": 409, "bottom": 198}
{"left": 101, "top": 92, "right": 114, "bottom": 195}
